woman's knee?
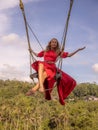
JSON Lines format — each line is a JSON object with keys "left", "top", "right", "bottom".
{"left": 39, "top": 63, "right": 44, "bottom": 70}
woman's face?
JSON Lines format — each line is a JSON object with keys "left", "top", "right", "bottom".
{"left": 50, "top": 39, "right": 58, "bottom": 49}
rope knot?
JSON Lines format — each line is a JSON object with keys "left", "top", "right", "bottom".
{"left": 19, "top": 0, "right": 24, "bottom": 10}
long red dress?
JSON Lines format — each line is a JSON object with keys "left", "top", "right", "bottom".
{"left": 31, "top": 50, "right": 76, "bottom": 105}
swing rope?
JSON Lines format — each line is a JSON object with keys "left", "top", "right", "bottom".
{"left": 20, "top": 0, "right": 38, "bottom": 84}
{"left": 58, "top": 0, "right": 74, "bottom": 71}
{"left": 27, "top": 22, "right": 44, "bottom": 50}
{"left": 19, "top": 0, "right": 36, "bottom": 75}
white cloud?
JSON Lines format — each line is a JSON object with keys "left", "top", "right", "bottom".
{"left": 0, "top": 64, "right": 31, "bottom": 82}
{"left": 0, "top": 0, "right": 46, "bottom": 35}
{"left": 0, "top": 33, "right": 28, "bottom": 66}
{"left": 0, "top": 0, "right": 44, "bottom": 10}
{"left": 0, "top": 1, "right": 29, "bottom": 34}
{"left": 0, "top": 33, "right": 42, "bottom": 81}
{"left": 1, "top": 33, "right": 25, "bottom": 46}
{"left": 0, "top": 0, "right": 18, "bottom": 10}
{"left": 0, "top": 33, "right": 41, "bottom": 52}
{"left": 0, "top": 13, "right": 10, "bottom": 34}
{"left": 92, "top": 63, "right": 98, "bottom": 73}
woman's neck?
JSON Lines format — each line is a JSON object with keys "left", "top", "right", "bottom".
{"left": 51, "top": 47, "right": 56, "bottom": 51}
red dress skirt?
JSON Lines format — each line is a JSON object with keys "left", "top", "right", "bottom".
{"left": 31, "top": 50, "right": 76, "bottom": 105}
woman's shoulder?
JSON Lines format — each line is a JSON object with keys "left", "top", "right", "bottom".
{"left": 38, "top": 50, "right": 45, "bottom": 57}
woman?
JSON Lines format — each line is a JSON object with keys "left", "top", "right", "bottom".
{"left": 26, "top": 38, "right": 85, "bottom": 105}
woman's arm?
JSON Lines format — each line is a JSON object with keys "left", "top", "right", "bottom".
{"left": 28, "top": 48, "right": 38, "bottom": 57}
{"left": 67, "top": 46, "right": 86, "bottom": 57}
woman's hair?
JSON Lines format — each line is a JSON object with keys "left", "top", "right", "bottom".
{"left": 45, "top": 38, "right": 60, "bottom": 54}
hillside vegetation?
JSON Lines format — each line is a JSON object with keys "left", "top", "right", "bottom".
{"left": 0, "top": 79, "right": 98, "bottom": 130}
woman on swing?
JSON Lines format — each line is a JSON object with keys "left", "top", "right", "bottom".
{"left": 26, "top": 38, "right": 85, "bottom": 105}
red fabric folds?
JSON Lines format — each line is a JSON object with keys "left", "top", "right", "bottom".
{"left": 31, "top": 50, "right": 76, "bottom": 105}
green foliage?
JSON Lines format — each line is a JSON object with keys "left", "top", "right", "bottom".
{"left": 72, "top": 82, "right": 98, "bottom": 98}
{"left": 0, "top": 80, "right": 98, "bottom": 130}
{"left": 67, "top": 101, "right": 98, "bottom": 130}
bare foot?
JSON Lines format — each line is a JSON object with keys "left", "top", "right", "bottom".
{"left": 26, "top": 89, "right": 35, "bottom": 96}
{"left": 39, "top": 87, "right": 45, "bottom": 93}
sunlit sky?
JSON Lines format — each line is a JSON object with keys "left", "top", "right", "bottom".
{"left": 0, "top": 0, "right": 98, "bottom": 83}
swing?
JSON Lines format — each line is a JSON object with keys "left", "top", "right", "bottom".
{"left": 19, "top": 0, "right": 74, "bottom": 83}
{"left": 30, "top": 72, "right": 38, "bottom": 80}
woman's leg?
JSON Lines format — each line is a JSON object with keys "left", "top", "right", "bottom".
{"left": 30, "top": 67, "right": 47, "bottom": 93}
{"left": 38, "top": 63, "right": 47, "bottom": 92}
{"left": 26, "top": 63, "right": 47, "bottom": 95}
{"left": 31, "top": 82, "right": 40, "bottom": 91}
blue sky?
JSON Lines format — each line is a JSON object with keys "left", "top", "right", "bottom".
{"left": 0, "top": 0, "right": 98, "bottom": 84}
